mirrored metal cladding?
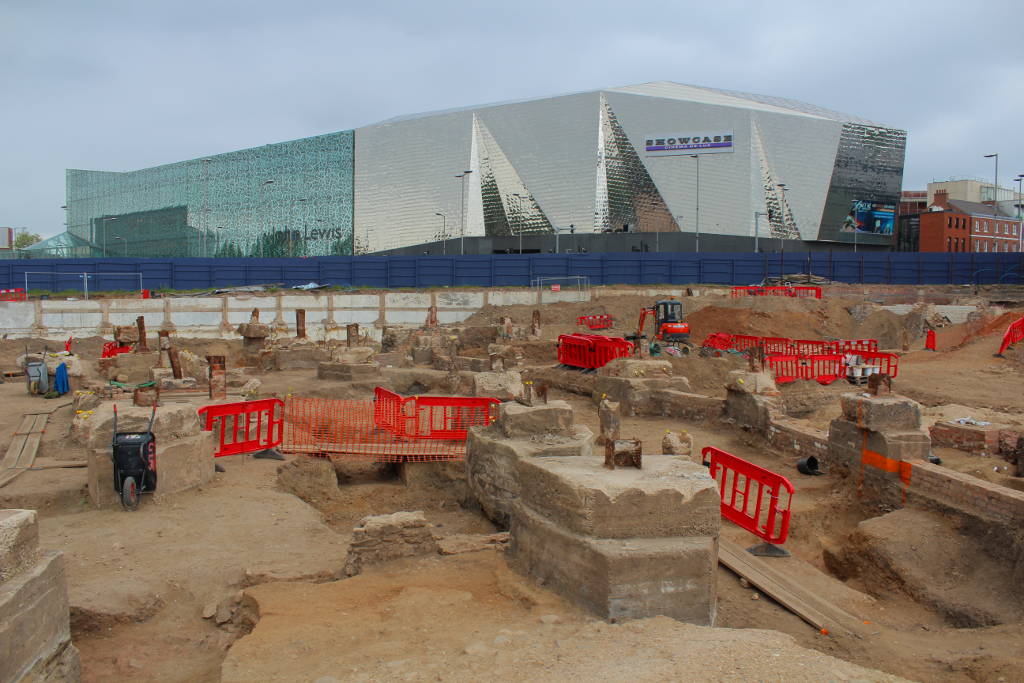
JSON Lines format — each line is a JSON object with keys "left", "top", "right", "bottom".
{"left": 66, "top": 82, "right": 905, "bottom": 256}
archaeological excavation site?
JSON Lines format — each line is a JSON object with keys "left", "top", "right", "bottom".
{"left": 2, "top": 282, "right": 1024, "bottom": 682}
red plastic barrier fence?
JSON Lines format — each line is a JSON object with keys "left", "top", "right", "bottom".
{"left": 701, "top": 333, "right": 734, "bottom": 351}
{"left": 730, "top": 286, "right": 822, "bottom": 299}
{"left": 793, "top": 339, "right": 837, "bottom": 356}
{"left": 373, "top": 386, "right": 499, "bottom": 440}
{"left": 852, "top": 351, "right": 899, "bottom": 378}
{"left": 839, "top": 339, "right": 879, "bottom": 353}
{"left": 576, "top": 314, "right": 614, "bottom": 330}
{"left": 997, "top": 316, "right": 1024, "bottom": 356}
{"left": 762, "top": 337, "right": 794, "bottom": 355}
{"left": 198, "top": 398, "right": 284, "bottom": 457}
{"left": 766, "top": 354, "right": 802, "bottom": 383}
{"left": 791, "top": 286, "right": 823, "bottom": 299}
{"left": 732, "top": 334, "right": 761, "bottom": 353}
{"left": 702, "top": 446, "right": 794, "bottom": 546}
{"left": 0, "top": 288, "right": 27, "bottom": 302}
{"left": 101, "top": 341, "right": 132, "bottom": 358}
{"left": 809, "top": 354, "right": 845, "bottom": 385}
{"left": 557, "top": 334, "right": 633, "bottom": 370}
{"left": 925, "top": 329, "right": 937, "bottom": 351}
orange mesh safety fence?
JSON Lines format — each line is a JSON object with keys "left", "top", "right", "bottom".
{"left": 997, "top": 316, "right": 1024, "bottom": 356}
{"left": 281, "top": 390, "right": 500, "bottom": 462}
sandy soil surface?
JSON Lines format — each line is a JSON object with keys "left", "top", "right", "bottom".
{"left": 3, "top": 289, "right": 1023, "bottom": 681}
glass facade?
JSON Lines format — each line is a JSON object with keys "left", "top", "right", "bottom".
{"left": 64, "top": 82, "right": 905, "bottom": 256}
{"left": 66, "top": 130, "right": 354, "bottom": 257}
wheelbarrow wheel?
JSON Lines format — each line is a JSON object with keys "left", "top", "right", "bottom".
{"left": 121, "top": 476, "right": 140, "bottom": 510}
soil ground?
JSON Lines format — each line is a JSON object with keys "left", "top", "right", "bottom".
{"left": 2, "top": 289, "right": 1023, "bottom": 681}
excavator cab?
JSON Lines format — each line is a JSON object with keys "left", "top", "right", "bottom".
{"left": 656, "top": 300, "right": 684, "bottom": 325}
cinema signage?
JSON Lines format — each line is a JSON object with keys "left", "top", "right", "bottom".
{"left": 644, "top": 131, "right": 734, "bottom": 156}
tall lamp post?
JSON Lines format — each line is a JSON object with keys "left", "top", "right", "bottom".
{"left": 455, "top": 170, "right": 473, "bottom": 255}
{"left": 753, "top": 211, "right": 767, "bottom": 253}
{"left": 984, "top": 154, "right": 998, "bottom": 206}
{"left": 689, "top": 154, "right": 701, "bottom": 253}
{"left": 434, "top": 212, "right": 447, "bottom": 255}
{"left": 1016, "top": 174, "right": 1024, "bottom": 252}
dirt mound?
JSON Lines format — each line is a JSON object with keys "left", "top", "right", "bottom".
{"left": 824, "top": 508, "right": 1024, "bottom": 627}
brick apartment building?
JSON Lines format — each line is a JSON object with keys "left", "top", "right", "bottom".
{"left": 897, "top": 190, "right": 1021, "bottom": 253}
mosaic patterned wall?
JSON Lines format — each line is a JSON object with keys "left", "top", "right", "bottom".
{"left": 66, "top": 131, "right": 354, "bottom": 257}
{"left": 818, "top": 123, "right": 906, "bottom": 244}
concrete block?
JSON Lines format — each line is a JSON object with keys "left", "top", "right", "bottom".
{"left": 334, "top": 346, "right": 376, "bottom": 364}
{"left": 509, "top": 504, "right": 717, "bottom": 625}
{"left": 237, "top": 322, "right": 271, "bottom": 339}
{"left": 593, "top": 376, "right": 692, "bottom": 417}
{"left": 343, "top": 511, "right": 438, "bottom": 576}
{"left": 153, "top": 432, "right": 216, "bottom": 498}
{"left": 465, "top": 424, "right": 594, "bottom": 527}
{"left": 72, "top": 402, "right": 202, "bottom": 451}
{"left": 274, "top": 346, "right": 330, "bottom": 371}
{"left": 930, "top": 421, "right": 1004, "bottom": 454}
{"left": 158, "top": 377, "right": 198, "bottom": 390}
{"left": 726, "top": 370, "right": 778, "bottom": 395}
{"left": 840, "top": 393, "right": 922, "bottom": 432}
{"left": 516, "top": 455, "right": 719, "bottom": 539}
{"left": 0, "top": 509, "right": 40, "bottom": 581}
{"left": 87, "top": 448, "right": 120, "bottom": 509}
{"left": 316, "top": 362, "right": 381, "bottom": 381}
{"left": 598, "top": 359, "right": 674, "bottom": 378}
{"left": 725, "top": 389, "right": 783, "bottom": 432}
{"left": 498, "top": 400, "right": 573, "bottom": 438}
{"left": 471, "top": 370, "right": 523, "bottom": 400}
{"left": 0, "top": 552, "right": 73, "bottom": 683}
{"left": 411, "top": 347, "right": 434, "bottom": 365}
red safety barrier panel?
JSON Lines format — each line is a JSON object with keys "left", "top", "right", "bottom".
{"left": 0, "top": 288, "right": 27, "bottom": 302}
{"left": 198, "top": 398, "right": 284, "bottom": 457}
{"left": 730, "top": 286, "right": 821, "bottom": 299}
{"left": 793, "top": 339, "right": 837, "bottom": 356}
{"left": 701, "top": 333, "right": 734, "bottom": 351}
{"left": 809, "top": 354, "right": 845, "bottom": 385}
{"left": 557, "top": 334, "right": 632, "bottom": 370}
{"left": 925, "top": 329, "right": 937, "bottom": 351}
{"left": 576, "top": 314, "right": 613, "bottom": 330}
{"left": 839, "top": 339, "right": 879, "bottom": 353}
{"left": 766, "top": 354, "right": 801, "bottom": 383}
{"left": 702, "top": 446, "right": 794, "bottom": 546}
{"left": 732, "top": 334, "right": 761, "bottom": 353}
{"left": 997, "top": 316, "right": 1024, "bottom": 356}
{"left": 854, "top": 351, "right": 900, "bottom": 378}
{"left": 761, "top": 337, "right": 794, "bottom": 355}
{"left": 283, "top": 391, "right": 498, "bottom": 462}
{"left": 101, "top": 341, "right": 132, "bottom": 358}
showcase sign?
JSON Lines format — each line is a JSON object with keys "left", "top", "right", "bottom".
{"left": 644, "top": 131, "right": 734, "bottom": 156}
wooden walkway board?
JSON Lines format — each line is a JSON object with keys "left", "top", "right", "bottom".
{"left": 0, "top": 412, "right": 50, "bottom": 489}
{"left": 718, "top": 538, "right": 866, "bottom": 638}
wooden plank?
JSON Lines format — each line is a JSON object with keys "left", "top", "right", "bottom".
{"left": 29, "top": 460, "right": 87, "bottom": 470}
{"left": 718, "top": 538, "right": 864, "bottom": 637}
{"left": 0, "top": 413, "right": 50, "bottom": 489}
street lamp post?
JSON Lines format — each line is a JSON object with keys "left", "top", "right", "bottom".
{"left": 689, "top": 154, "right": 701, "bottom": 253}
{"left": 455, "top": 170, "right": 473, "bottom": 255}
{"left": 753, "top": 211, "right": 767, "bottom": 253}
{"left": 984, "top": 154, "right": 998, "bottom": 206}
{"left": 1016, "top": 174, "right": 1024, "bottom": 252}
{"left": 434, "top": 212, "right": 447, "bottom": 255}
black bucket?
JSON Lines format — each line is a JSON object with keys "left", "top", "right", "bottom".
{"left": 796, "top": 455, "right": 822, "bottom": 476}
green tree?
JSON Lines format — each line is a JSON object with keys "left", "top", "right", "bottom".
{"left": 14, "top": 231, "right": 42, "bottom": 249}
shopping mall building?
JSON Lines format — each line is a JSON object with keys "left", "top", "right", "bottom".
{"left": 58, "top": 81, "right": 906, "bottom": 257}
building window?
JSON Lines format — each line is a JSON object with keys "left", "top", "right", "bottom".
{"left": 947, "top": 236, "right": 952, "bottom": 251}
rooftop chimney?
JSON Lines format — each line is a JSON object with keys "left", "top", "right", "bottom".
{"left": 932, "top": 189, "right": 950, "bottom": 209}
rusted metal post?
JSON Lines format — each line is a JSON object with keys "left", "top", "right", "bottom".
{"left": 167, "top": 347, "right": 183, "bottom": 380}
{"left": 207, "top": 355, "right": 227, "bottom": 400}
{"left": 346, "top": 323, "right": 359, "bottom": 348}
{"left": 135, "top": 316, "right": 149, "bottom": 352}
{"left": 604, "top": 439, "right": 642, "bottom": 470}
{"left": 296, "top": 309, "right": 306, "bottom": 339}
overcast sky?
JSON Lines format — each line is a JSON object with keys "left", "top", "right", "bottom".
{"left": 2, "top": 0, "right": 1022, "bottom": 237}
